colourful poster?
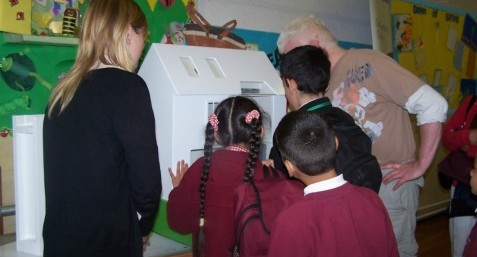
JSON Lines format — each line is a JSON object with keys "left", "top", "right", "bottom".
{"left": 462, "top": 14, "right": 477, "bottom": 51}
{"left": 393, "top": 14, "right": 413, "bottom": 52}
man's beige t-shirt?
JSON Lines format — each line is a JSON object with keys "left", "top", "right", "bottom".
{"left": 326, "top": 49, "right": 424, "bottom": 164}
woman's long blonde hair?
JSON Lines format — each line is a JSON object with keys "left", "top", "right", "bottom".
{"left": 47, "top": 0, "right": 148, "bottom": 117}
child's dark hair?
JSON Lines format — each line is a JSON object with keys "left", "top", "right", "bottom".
{"left": 196, "top": 96, "right": 263, "bottom": 256}
{"left": 280, "top": 45, "right": 330, "bottom": 95}
{"left": 275, "top": 111, "right": 335, "bottom": 176}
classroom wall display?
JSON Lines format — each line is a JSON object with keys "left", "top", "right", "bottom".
{"left": 31, "top": 0, "right": 84, "bottom": 36}
{"left": 233, "top": 28, "right": 372, "bottom": 71}
{"left": 0, "top": 0, "right": 31, "bottom": 35}
{"left": 391, "top": 0, "right": 477, "bottom": 111}
{"left": 0, "top": 0, "right": 189, "bottom": 138}
{"left": 197, "top": 0, "right": 373, "bottom": 46}
{"left": 393, "top": 13, "right": 413, "bottom": 52}
{"left": 462, "top": 14, "right": 477, "bottom": 51}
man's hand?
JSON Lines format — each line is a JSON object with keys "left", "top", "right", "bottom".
{"left": 381, "top": 122, "right": 442, "bottom": 190}
{"left": 381, "top": 161, "right": 425, "bottom": 190}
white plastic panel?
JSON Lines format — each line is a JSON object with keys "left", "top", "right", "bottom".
{"left": 12, "top": 115, "right": 45, "bottom": 256}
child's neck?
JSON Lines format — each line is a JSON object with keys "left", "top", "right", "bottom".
{"left": 225, "top": 143, "right": 249, "bottom": 153}
{"left": 301, "top": 169, "right": 337, "bottom": 186}
{"left": 299, "top": 93, "right": 325, "bottom": 107}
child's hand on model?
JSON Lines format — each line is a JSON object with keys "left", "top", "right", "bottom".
{"left": 262, "top": 159, "right": 275, "bottom": 168}
{"left": 169, "top": 160, "right": 189, "bottom": 188}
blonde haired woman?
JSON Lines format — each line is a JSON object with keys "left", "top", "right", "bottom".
{"left": 42, "top": 0, "right": 161, "bottom": 256}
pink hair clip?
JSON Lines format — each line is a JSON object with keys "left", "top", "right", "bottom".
{"left": 208, "top": 113, "right": 219, "bottom": 132}
{"left": 245, "top": 110, "right": 260, "bottom": 124}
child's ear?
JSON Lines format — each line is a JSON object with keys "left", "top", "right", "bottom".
{"left": 283, "top": 160, "right": 298, "bottom": 178}
{"left": 288, "top": 78, "right": 299, "bottom": 91}
{"left": 335, "top": 136, "right": 339, "bottom": 151}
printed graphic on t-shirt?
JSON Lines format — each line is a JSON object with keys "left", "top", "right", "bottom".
{"left": 331, "top": 63, "right": 383, "bottom": 143}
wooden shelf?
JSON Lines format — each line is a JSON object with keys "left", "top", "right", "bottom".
{"left": 3, "top": 33, "right": 78, "bottom": 46}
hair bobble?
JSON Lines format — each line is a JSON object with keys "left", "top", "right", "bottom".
{"left": 208, "top": 113, "right": 219, "bottom": 132}
{"left": 245, "top": 110, "right": 260, "bottom": 124}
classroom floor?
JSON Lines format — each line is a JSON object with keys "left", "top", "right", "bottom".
{"left": 0, "top": 232, "right": 14, "bottom": 246}
{"left": 0, "top": 212, "right": 452, "bottom": 257}
{"left": 416, "top": 212, "right": 451, "bottom": 257}
{"left": 167, "top": 212, "right": 453, "bottom": 257}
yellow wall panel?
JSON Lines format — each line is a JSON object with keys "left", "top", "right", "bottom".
{"left": 392, "top": 1, "right": 475, "bottom": 110}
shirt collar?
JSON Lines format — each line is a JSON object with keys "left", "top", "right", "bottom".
{"left": 304, "top": 174, "right": 347, "bottom": 195}
{"left": 299, "top": 97, "right": 332, "bottom": 111}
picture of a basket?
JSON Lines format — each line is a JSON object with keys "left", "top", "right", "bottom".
{"left": 183, "top": 4, "right": 246, "bottom": 50}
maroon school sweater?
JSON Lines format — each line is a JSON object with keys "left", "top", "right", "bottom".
{"left": 464, "top": 221, "right": 477, "bottom": 257}
{"left": 268, "top": 182, "right": 399, "bottom": 257}
{"left": 168, "top": 149, "right": 263, "bottom": 257}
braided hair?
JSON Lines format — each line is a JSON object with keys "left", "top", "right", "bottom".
{"left": 196, "top": 96, "right": 264, "bottom": 256}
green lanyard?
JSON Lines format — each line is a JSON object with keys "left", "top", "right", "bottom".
{"left": 306, "top": 101, "right": 331, "bottom": 111}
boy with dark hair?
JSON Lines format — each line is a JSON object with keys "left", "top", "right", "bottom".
{"left": 269, "top": 45, "right": 382, "bottom": 193}
{"left": 267, "top": 111, "right": 398, "bottom": 257}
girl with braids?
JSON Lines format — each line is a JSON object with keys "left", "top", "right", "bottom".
{"left": 167, "top": 96, "right": 266, "bottom": 257}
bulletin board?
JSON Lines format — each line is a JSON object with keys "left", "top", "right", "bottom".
{"left": 391, "top": 0, "right": 477, "bottom": 111}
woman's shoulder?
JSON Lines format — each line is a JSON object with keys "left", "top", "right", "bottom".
{"left": 86, "top": 68, "right": 148, "bottom": 96}
{"left": 91, "top": 68, "right": 145, "bottom": 85}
